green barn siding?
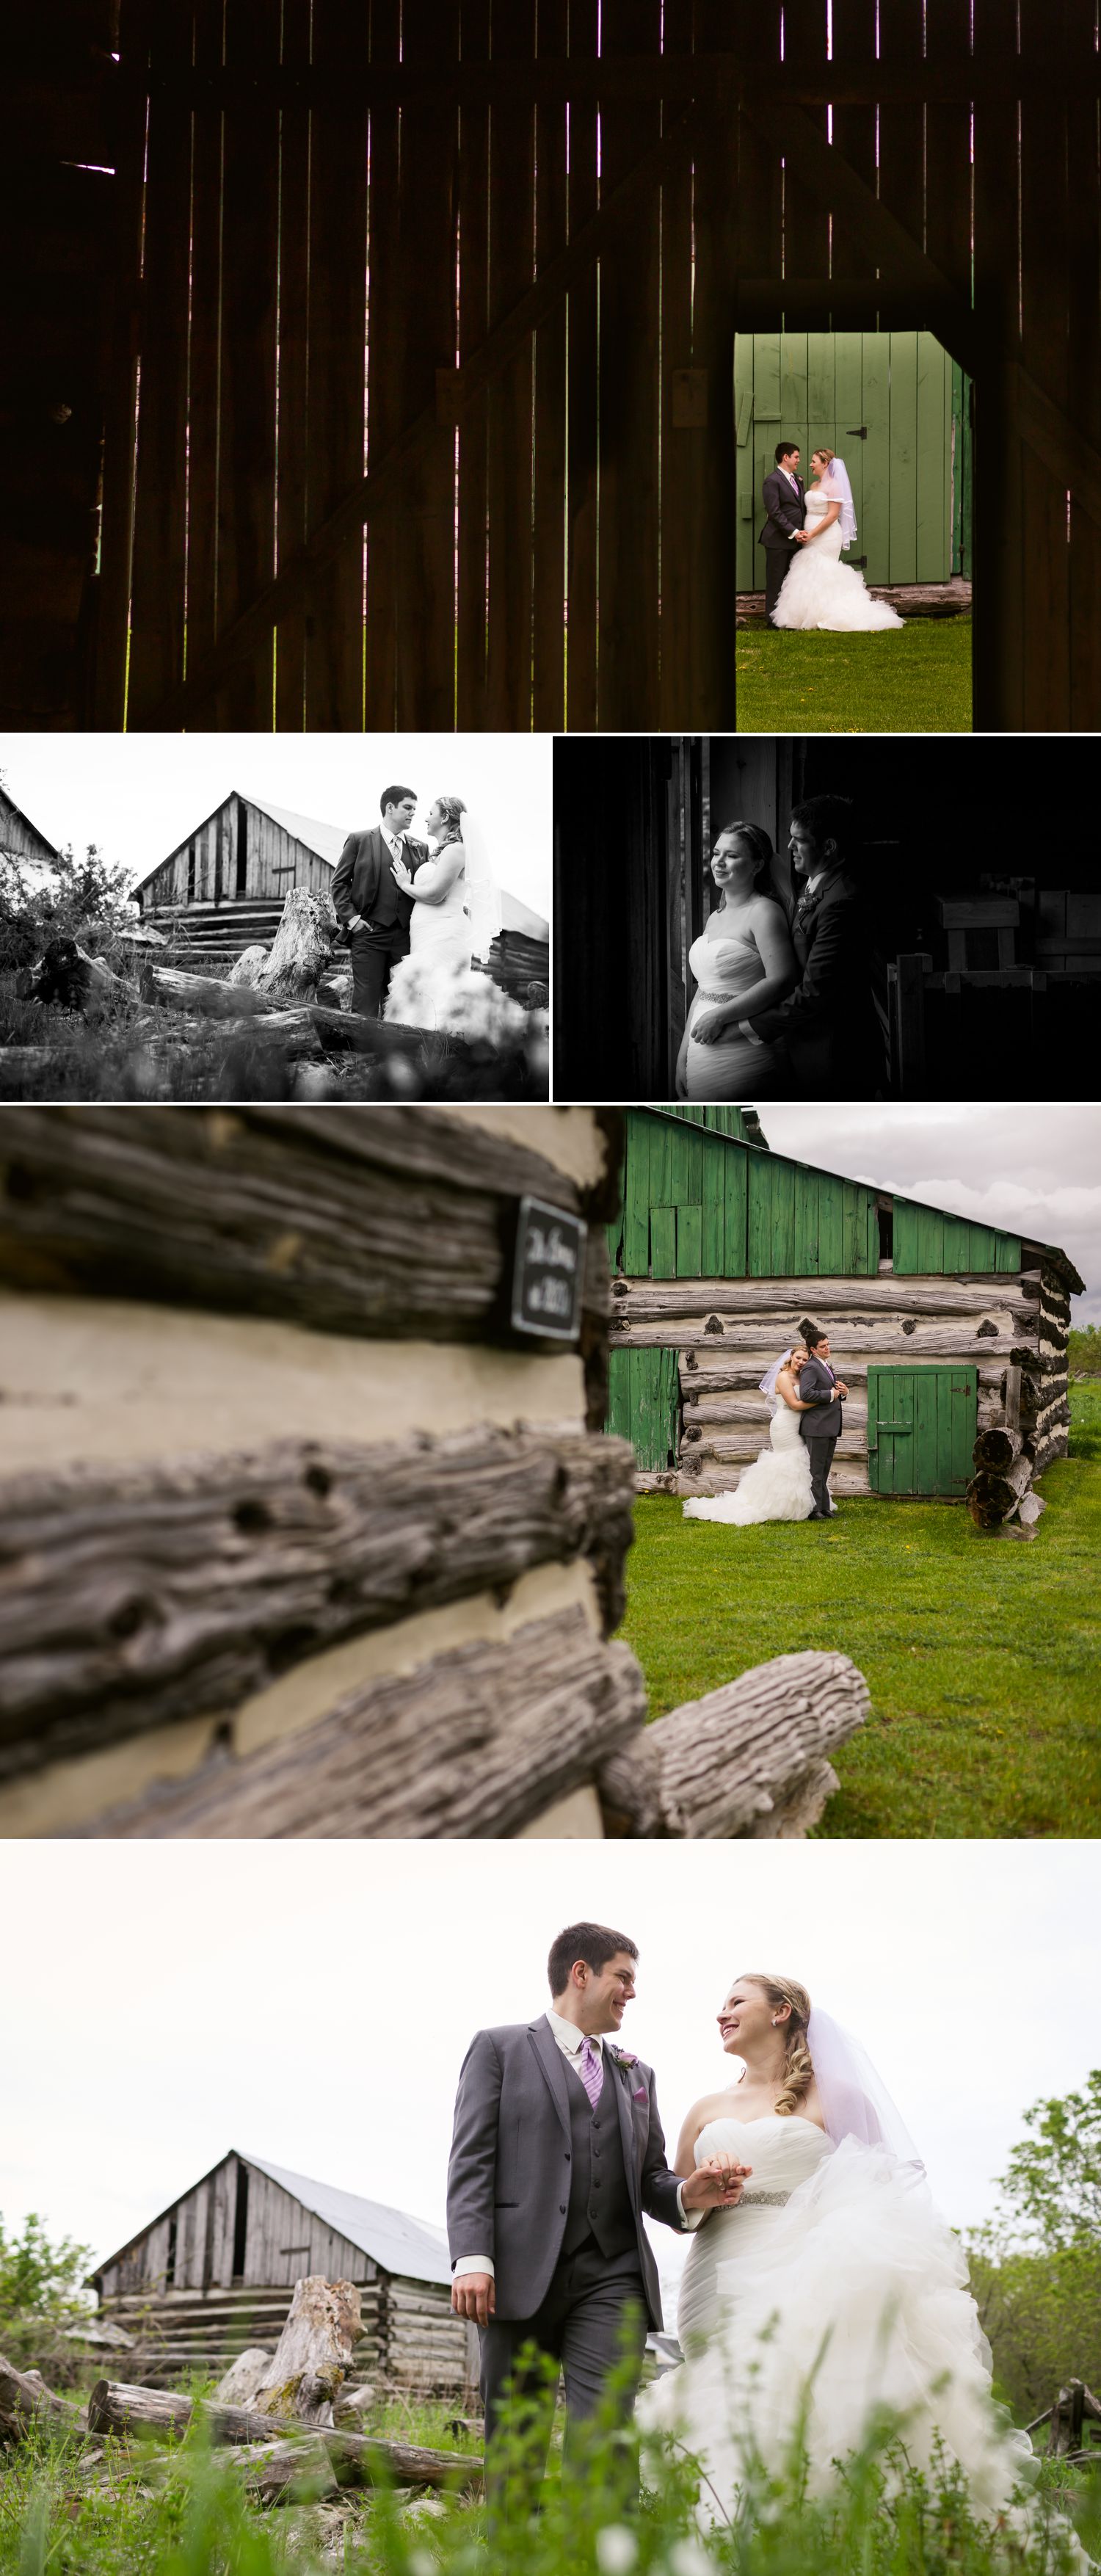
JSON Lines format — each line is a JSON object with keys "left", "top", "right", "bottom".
{"left": 607, "top": 1346, "right": 680, "bottom": 1472}
{"left": 613, "top": 1111, "right": 879, "bottom": 1281}
{"left": 867, "top": 1367, "right": 978, "bottom": 1497}
{"left": 893, "top": 1197, "right": 1021, "bottom": 1277}
{"left": 734, "top": 330, "right": 970, "bottom": 591}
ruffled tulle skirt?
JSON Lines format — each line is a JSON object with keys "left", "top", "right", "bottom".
{"left": 683, "top": 1443, "right": 815, "bottom": 1525}
{"left": 639, "top": 2141, "right": 1036, "bottom": 2522}
{"left": 773, "top": 548, "right": 905, "bottom": 633}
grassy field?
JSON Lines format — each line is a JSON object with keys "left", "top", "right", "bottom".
{"left": 617, "top": 1385, "right": 1101, "bottom": 1840}
{"left": 735, "top": 614, "right": 972, "bottom": 732}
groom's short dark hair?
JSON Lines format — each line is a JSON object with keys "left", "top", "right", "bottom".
{"left": 775, "top": 440, "right": 799, "bottom": 463}
{"left": 380, "top": 783, "right": 416, "bottom": 813}
{"left": 791, "top": 794, "right": 854, "bottom": 852}
{"left": 799, "top": 1318, "right": 824, "bottom": 1349}
{"left": 548, "top": 1921, "right": 638, "bottom": 1996}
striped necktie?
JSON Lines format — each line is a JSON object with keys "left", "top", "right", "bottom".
{"left": 577, "top": 2037, "right": 604, "bottom": 2110}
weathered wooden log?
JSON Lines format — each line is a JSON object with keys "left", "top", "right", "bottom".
{"left": 684, "top": 1426, "right": 868, "bottom": 1463}
{"left": 675, "top": 1461, "right": 872, "bottom": 1498}
{"left": 679, "top": 1354, "right": 1017, "bottom": 1401}
{"left": 611, "top": 1274, "right": 1036, "bottom": 1321}
{"left": 145, "top": 967, "right": 483, "bottom": 1064}
{"left": 971, "top": 1425, "right": 1024, "bottom": 1470}
{"left": 331, "top": 2383, "right": 377, "bottom": 2426}
{"left": 683, "top": 1390, "right": 870, "bottom": 1427}
{"left": 0, "top": 1104, "right": 593, "bottom": 1345}
{"left": 240, "top": 2435, "right": 340, "bottom": 2506}
{"left": 967, "top": 1454, "right": 1036, "bottom": 1530}
{"left": 227, "top": 890, "right": 336, "bottom": 1002}
{"left": 0, "top": 1426, "right": 636, "bottom": 1782}
{"left": 321, "top": 2428, "right": 482, "bottom": 2492}
{"left": 86, "top": 2379, "right": 302, "bottom": 2445}
{"left": 213, "top": 2350, "right": 272, "bottom": 2409}
{"left": 249, "top": 2279, "right": 362, "bottom": 2424}
{"left": 0, "top": 2354, "right": 84, "bottom": 2435}
{"left": 598, "top": 1650, "right": 868, "bottom": 1839}
{"left": 614, "top": 1318, "right": 1036, "bottom": 1360}
{"left": 90, "top": 1610, "right": 647, "bottom": 1838}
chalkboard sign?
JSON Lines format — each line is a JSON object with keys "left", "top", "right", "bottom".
{"left": 510, "top": 1196, "right": 588, "bottom": 1342}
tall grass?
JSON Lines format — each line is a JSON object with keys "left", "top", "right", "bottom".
{"left": 1, "top": 2381, "right": 1096, "bottom": 2576}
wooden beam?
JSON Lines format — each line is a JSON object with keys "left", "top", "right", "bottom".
{"left": 130, "top": 99, "right": 713, "bottom": 729}
{"left": 741, "top": 94, "right": 978, "bottom": 374}
{"left": 125, "top": 57, "right": 1101, "bottom": 107}
{"left": 1011, "top": 363, "right": 1101, "bottom": 534}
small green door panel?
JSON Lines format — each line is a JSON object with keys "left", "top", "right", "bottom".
{"left": 867, "top": 1365, "right": 977, "bottom": 1497}
{"left": 606, "top": 1346, "right": 680, "bottom": 1473}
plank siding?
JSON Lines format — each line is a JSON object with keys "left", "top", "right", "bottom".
{"left": 83, "top": 1, "right": 1098, "bottom": 733}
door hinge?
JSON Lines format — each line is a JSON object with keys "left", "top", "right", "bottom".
{"left": 847, "top": 425, "right": 868, "bottom": 438}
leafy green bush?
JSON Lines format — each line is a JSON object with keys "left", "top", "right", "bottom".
{"left": 967, "top": 2073, "right": 1101, "bottom": 2422}
{"left": 1068, "top": 1327, "right": 1101, "bottom": 1379}
{"left": 0, "top": 2210, "right": 93, "bottom": 2374}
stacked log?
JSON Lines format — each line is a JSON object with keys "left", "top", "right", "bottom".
{"left": 377, "top": 2282, "right": 471, "bottom": 2394}
{"left": 967, "top": 1261, "right": 1073, "bottom": 1530}
{"left": 608, "top": 1269, "right": 1075, "bottom": 1517}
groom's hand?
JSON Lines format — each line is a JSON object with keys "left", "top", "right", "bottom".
{"left": 451, "top": 2272, "right": 495, "bottom": 2326}
{"left": 681, "top": 2158, "right": 752, "bottom": 2213}
{"left": 691, "top": 1005, "right": 732, "bottom": 1045}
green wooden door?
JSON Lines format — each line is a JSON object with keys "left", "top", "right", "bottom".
{"left": 866, "top": 1366, "right": 978, "bottom": 1498}
{"left": 735, "top": 331, "right": 967, "bottom": 591}
{"left": 606, "top": 1346, "right": 680, "bottom": 1473}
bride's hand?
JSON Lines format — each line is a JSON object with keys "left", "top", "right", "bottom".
{"left": 390, "top": 855, "right": 413, "bottom": 889}
{"left": 683, "top": 2152, "right": 752, "bottom": 2210}
{"left": 691, "top": 1006, "right": 731, "bottom": 1045}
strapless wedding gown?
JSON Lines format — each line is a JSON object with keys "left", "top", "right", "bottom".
{"left": 384, "top": 846, "right": 473, "bottom": 1029}
{"left": 639, "top": 2114, "right": 1035, "bottom": 2522}
{"left": 772, "top": 489, "right": 904, "bottom": 632}
{"left": 683, "top": 929, "right": 785, "bottom": 1099}
{"left": 683, "top": 1396, "right": 821, "bottom": 1526}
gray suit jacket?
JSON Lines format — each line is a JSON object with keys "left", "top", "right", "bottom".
{"left": 447, "top": 2018, "right": 688, "bottom": 2327}
{"left": 798, "top": 1352, "right": 845, "bottom": 1441}
{"left": 330, "top": 827, "right": 427, "bottom": 943}
{"left": 759, "top": 468, "right": 806, "bottom": 549}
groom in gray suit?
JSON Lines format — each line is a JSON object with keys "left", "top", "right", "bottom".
{"left": 448, "top": 1921, "right": 748, "bottom": 2500}
{"left": 798, "top": 1320, "right": 849, "bottom": 1519}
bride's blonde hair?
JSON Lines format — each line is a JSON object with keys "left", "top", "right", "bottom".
{"left": 740, "top": 1973, "right": 813, "bottom": 2115}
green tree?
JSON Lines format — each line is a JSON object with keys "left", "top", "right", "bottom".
{"left": 967, "top": 2072, "right": 1101, "bottom": 2422}
{"left": 0, "top": 2209, "right": 93, "bottom": 2360}
{"left": 1069, "top": 1325, "right": 1101, "bottom": 1377}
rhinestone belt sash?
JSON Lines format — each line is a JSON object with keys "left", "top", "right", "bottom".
{"left": 693, "top": 989, "right": 735, "bottom": 1006}
{"left": 736, "top": 2190, "right": 790, "bottom": 2206}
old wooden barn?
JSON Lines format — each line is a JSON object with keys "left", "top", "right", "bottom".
{"left": 130, "top": 793, "right": 550, "bottom": 984}
{"left": 0, "top": 788, "right": 60, "bottom": 878}
{"left": 90, "top": 2151, "right": 472, "bottom": 2398}
{"left": 7, "top": 1, "right": 1099, "bottom": 733}
{"left": 606, "top": 1108, "right": 1083, "bottom": 1531}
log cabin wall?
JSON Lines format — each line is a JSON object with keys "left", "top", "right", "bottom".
{"left": 75, "top": 0, "right": 1101, "bottom": 737}
{"left": 0, "top": 1103, "right": 642, "bottom": 1839}
{"left": 606, "top": 1110, "right": 1079, "bottom": 1520}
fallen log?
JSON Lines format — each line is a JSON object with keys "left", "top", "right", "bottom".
{"left": 86, "top": 2379, "right": 301, "bottom": 2445}
{"left": 248, "top": 2276, "right": 363, "bottom": 2423}
{"left": 213, "top": 2349, "right": 272, "bottom": 2409}
{"left": 0, "top": 2354, "right": 85, "bottom": 2435}
{"left": 967, "top": 1453, "right": 1036, "bottom": 1531}
{"left": 239, "top": 2434, "right": 340, "bottom": 2507}
{"left": 321, "top": 2428, "right": 482, "bottom": 2492}
{"left": 145, "top": 965, "right": 466, "bottom": 1062}
{"left": 971, "top": 1425, "right": 1024, "bottom": 1471}
{"left": 598, "top": 1650, "right": 868, "bottom": 1838}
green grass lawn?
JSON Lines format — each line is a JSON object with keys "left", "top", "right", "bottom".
{"left": 617, "top": 1382, "right": 1101, "bottom": 1839}
{"left": 736, "top": 612, "right": 972, "bottom": 732}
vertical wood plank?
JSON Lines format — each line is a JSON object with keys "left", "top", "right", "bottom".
{"left": 215, "top": 0, "right": 280, "bottom": 728}
{"left": 305, "top": 0, "right": 369, "bottom": 728}
{"left": 125, "top": 4, "right": 192, "bottom": 724}
{"left": 622, "top": 1114, "right": 650, "bottom": 1274}
{"left": 972, "top": 0, "right": 1024, "bottom": 733}
{"left": 484, "top": 0, "right": 536, "bottom": 728}
{"left": 724, "top": 1139, "right": 749, "bottom": 1276}
{"left": 273, "top": 0, "right": 312, "bottom": 730}
{"left": 363, "top": 0, "right": 403, "bottom": 728}
{"left": 888, "top": 331, "right": 918, "bottom": 585}
{"left": 454, "top": 0, "right": 491, "bottom": 730}
{"left": 596, "top": 0, "right": 662, "bottom": 728}
{"left": 874, "top": 0, "right": 925, "bottom": 264}
{"left": 829, "top": 0, "right": 878, "bottom": 285}
{"left": 564, "top": 0, "right": 599, "bottom": 731}
{"left": 676, "top": 0, "right": 740, "bottom": 728}
{"left": 531, "top": 0, "right": 570, "bottom": 730}
{"left": 1019, "top": 0, "right": 1071, "bottom": 732}
{"left": 780, "top": 0, "right": 830, "bottom": 282}
{"left": 396, "top": 0, "right": 460, "bottom": 728}
{"left": 179, "top": 0, "right": 225, "bottom": 716}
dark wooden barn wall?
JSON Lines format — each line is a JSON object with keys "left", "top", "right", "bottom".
{"left": 88, "top": 1, "right": 1100, "bottom": 734}
{"left": 96, "top": 2160, "right": 383, "bottom": 2299}
{"left": 140, "top": 799, "right": 335, "bottom": 909}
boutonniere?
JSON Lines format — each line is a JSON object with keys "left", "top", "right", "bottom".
{"left": 608, "top": 2047, "right": 636, "bottom": 2068}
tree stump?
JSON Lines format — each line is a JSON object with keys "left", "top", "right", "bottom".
{"left": 598, "top": 1650, "right": 868, "bottom": 1838}
{"left": 248, "top": 2278, "right": 363, "bottom": 2424}
{"left": 228, "top": 889, "right": 336, "bottom": 1002}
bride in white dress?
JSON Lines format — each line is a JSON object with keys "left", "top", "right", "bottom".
{"left": 773, "top": 449, "right": 905, "bottom": 634}
{"left": 639, "top": 1972, "right": 1036, "bottom": 2526}
{"left": 386, "top": 796, "right": 506, "bottom": 1034}
{"left": 675, "top": 822, "right": 797, "bottom": 1102}
{"left": 683, "top": 1346, "right": 835, "bottom": 1525}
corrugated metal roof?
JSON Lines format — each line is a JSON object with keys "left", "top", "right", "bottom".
{"left": 240, "top": 2152, "right": 453, "bottom": 2285}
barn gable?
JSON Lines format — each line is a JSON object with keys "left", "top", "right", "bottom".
{"left": 90, "top": 2150, "right": 451, "bottom": 2299}
{"left": 0, "top": 786, "right": 61, "bottom": 874}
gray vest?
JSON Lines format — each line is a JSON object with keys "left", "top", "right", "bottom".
{"left": 561, "top": 2053, "right": 636, "bottom": 2261}
{"left": 371, "top": 835, "right": 403, "bottom": 930}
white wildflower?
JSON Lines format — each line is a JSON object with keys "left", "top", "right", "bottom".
{"left": 596, "top": 2528, "right": 639, "bottom": 2574}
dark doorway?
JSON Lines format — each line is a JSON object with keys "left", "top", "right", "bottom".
{"left": 231, "top": 2160, "right": 250, "bottom": 2282}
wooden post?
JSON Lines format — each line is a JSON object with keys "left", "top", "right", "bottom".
{"left": 893, "top": 952, "right": 930, "bottom": 1095}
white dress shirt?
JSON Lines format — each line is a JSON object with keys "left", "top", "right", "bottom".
{"left": 453, "top": 2009, "right": 701, "bottom": 2279}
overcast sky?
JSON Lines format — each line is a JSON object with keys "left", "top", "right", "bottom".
{"left": 0, "top": 733, "right": 551, "bottom": 920}
{"left": 2, "top": 1842, "right": 1095, "bottom": 2322}
{"left": 762, "top": 1103, "right": 1101, "bottom": 1324}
